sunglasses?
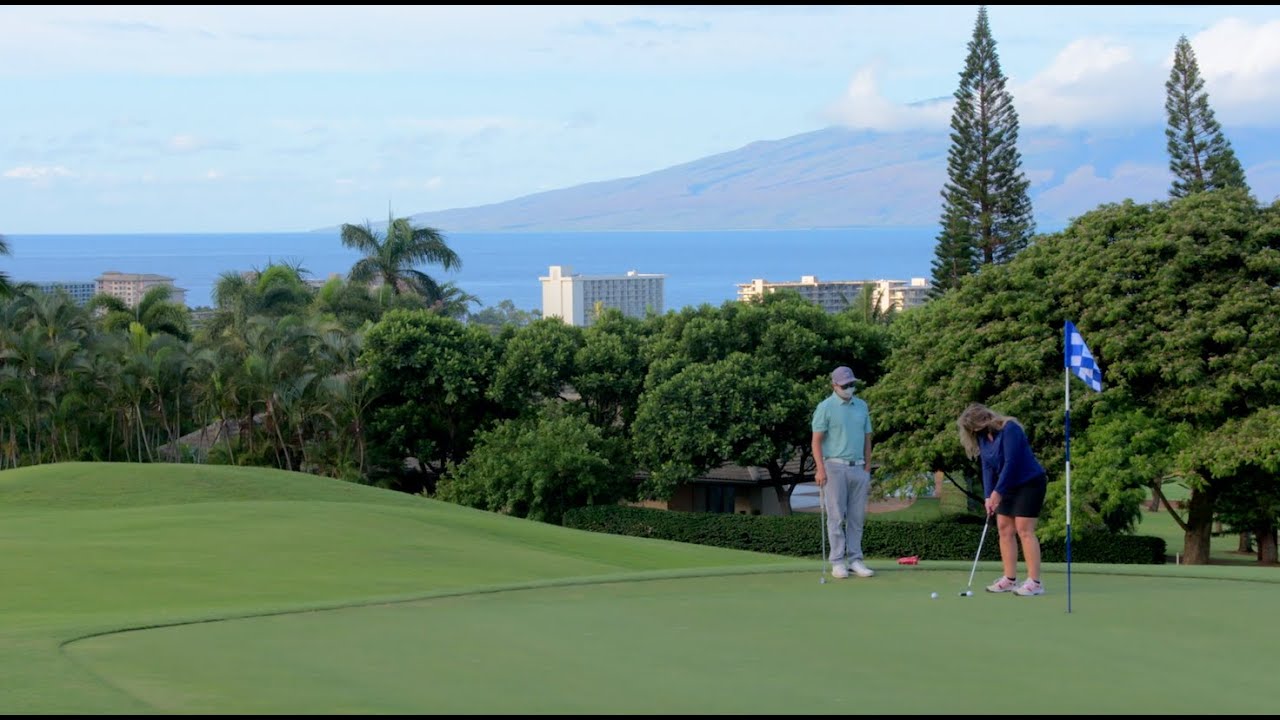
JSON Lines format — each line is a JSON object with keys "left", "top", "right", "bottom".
{"left": 838, "top": 382, "right": 856, "bottom": 390}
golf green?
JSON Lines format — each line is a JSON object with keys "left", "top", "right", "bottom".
{"left": 3, "top": 463, "right": 1276, "bottom": 714}
{"left": 64, "top": 568, "right": 1277, "bottom": 714}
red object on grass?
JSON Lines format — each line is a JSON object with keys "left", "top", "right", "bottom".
{"left": 897, "top": 555, "right": 919, "bottom": 565}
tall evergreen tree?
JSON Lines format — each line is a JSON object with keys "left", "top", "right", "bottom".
{"left": 929, "top": 6, "right": 1034, "bottom": 296}
{"left": 1164, "top": 35, "right": 1248, "bottom": 199}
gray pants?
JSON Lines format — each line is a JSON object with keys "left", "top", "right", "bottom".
{"left": 823, "top": 461, "right": 870, "bottom": 564}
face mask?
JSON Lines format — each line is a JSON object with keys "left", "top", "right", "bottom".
{"left": 835, "top": 386, "right": 853, "bottom": 400}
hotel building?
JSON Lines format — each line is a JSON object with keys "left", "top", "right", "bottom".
{"left": 736, "top": 276, "right": 931, "bottom": 314}
{"left": 540, "top": 265, "right": 665, "bottom": 327}
{"left": 33, "top": 281, "right": 97, "bottom": 306}
{"left": 95, "top": 271, "right": 188, "bottom": 308}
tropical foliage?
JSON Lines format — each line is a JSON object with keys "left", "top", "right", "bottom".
{"left": 341, "top": 213, "right": 462, "bottom": 305}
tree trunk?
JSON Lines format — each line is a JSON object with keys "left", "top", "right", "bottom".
{"left": 1255, "top": 526, "right": 1277, "bottom": 565}
{"left": 965, "top": 468, "right": 982, "bottom": 513}
{"left": 1237, "top": 532, "right": 1254, "bottom": 554}
{"left": 1146, "top": 481, "right": 1162, "bottom": 511}
{"left": 772, "top": 484, "right": 794, "bottom": 516}
{"left": 1181, "top": 487, "right": 1215, "bottom": 564}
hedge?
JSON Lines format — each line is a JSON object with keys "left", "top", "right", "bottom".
{"left": 561, "top": 504, "right": 1166, "bottom": 564}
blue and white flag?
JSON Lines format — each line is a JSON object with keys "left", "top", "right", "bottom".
{"left": 1064, "top": 321, "right": 1102, "bottom": 392}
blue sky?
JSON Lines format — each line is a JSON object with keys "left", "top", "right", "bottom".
{"left": 3, "top": 4, "right": 1280, "bottom": 235}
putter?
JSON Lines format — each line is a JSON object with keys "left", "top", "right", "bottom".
{"left": 819, "top": 483, "right": 828, "bottom": 584}
{"left": 960, "top": 512, "right": 992, "bottom": 597}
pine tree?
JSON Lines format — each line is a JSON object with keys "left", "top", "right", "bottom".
{"left": 929, "top": 6, "right": 1034, "bottom": 297}
{"left": 1165, "top": 35, "right": 1248, "bottom": 199}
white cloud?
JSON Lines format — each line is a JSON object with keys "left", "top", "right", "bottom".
{"left": 1014, "top": 38, "right": 1163, "bottom": 128}
{"left": 392, "top": 116, "right": 539, "bottom": 134}
{"left": 3, "top": 165, "right": 75, "bottom": 184}
{"left": 0, "top": 6, "right": 848, "bottom": 76}
{"left": 205, "top": 169, "right": 222, "bottom": 180}
{"left": 166, "top": 134, "right": 237, "bottom": 153}
{"left": 825, "top": 65, "right": 953, "bottom": 131}
{"left": 830, "top": 17, "right": 1280, "bottom": 131}
{"left": 1033, "top": 163, "right": 1168, "bottom": 224}
{"left": 1024, "top": 168, "right": 1055, "bottom": 188}
{"left": 168, "top": 135, "right": 201, "bottom": 152}
{"left": 1186, "top": 18, "right": 1280, "bottom": 124}
{"left": 828, "top": 40, "right": 1169, "bottom": 132}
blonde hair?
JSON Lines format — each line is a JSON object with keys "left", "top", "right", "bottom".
{"left": 956, "top": 403, "right": 1021, "bottom": 459}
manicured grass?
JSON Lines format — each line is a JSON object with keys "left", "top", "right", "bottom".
{"left": 1136, "top": 506, "right": 1261, "bottom": 565}
{"left": 65, "top": 569, "right": 1279, "bottom": 714}
{"left": 1132, "top": 483, "right": 1266, "bottom": 565}
{"left": 872, "top": 496, "right": 948, "bottom": 522}
{"left": 3, "top": 462, "right": 1277, "bottom": 714}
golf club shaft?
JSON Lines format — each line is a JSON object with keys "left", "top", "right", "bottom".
{"left": 819, "top": 483, "right": 827, "bottom": 579}
{"left": 966, "top": 513, "right": 991, "bottom": 590}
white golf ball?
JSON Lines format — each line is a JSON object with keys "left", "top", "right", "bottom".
{"left": 930, "top": 592, "right": 939, "bottom": 599}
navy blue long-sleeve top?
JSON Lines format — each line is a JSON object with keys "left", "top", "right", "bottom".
{"left": 979, "top": 421, "right": 1046, "bottom": 497}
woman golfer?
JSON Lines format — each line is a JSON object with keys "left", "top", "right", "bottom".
{"left": 956, "top": 402, "right": 1048, "bottom": 596}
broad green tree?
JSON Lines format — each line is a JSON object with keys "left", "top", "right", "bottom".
{"left": 867, "top": 188, "right": 1280, "bottom": 564}
{"left": 342, "top": 213, "right": 461, "bottom": 302}
{"left": 489, "top": 317, "right": 584, "bottom": 407}
{"left": 467, "top": 299, "right": 540, "bottom": 335}
{"left": 632, "top": 293, "right": 891, "bottom": 512}
{"left": 1165, "top": 35, "right": 1249, "bottom": 199}
{"left": 930, "top": 5, "right": 1034, "bottom": 295}
{"left": 437, "top": 403, "right": 633, "bottom": 524}
{"left": 632, "top": 352, "right": 805, "bottom": 502}
{"left": 360, "top": 309, "right": 504, "bottom": 494}
{"left": 570, "top": 308, "right": 649, "bottom": 435}
{"left": 1182, "top": 407, "right": 1280, "bottom": 564}
{"left": 313, "top": 275, "right": 384, "bottom": 331}
{"left": 1071, "top": 409, "right": 1190, "bottom": 533}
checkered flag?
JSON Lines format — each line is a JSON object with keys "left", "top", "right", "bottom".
{"left": 1064, "top": 321, "right": 1102, "bottom": 392}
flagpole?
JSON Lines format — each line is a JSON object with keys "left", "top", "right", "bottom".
{"left": 1064, "top": 319, "right": 1100, "bottom": 615}
{"left": 1064, "top": 356, "right": 1073, "bottom": 614}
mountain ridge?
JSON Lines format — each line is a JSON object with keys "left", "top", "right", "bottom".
{"left": 321, "top": 124, "right": 1280, "bottom": 234}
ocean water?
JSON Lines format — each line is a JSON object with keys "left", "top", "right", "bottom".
{"left": 3, "top": 227, "right": 938, "bottom": 311}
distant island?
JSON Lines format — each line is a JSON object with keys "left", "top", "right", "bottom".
{"left": 315, "top": 124, "right": 1279, "bottom": 235}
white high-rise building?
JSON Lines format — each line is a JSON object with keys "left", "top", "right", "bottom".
{"left": 540, "top": 265, "right": 665, "bottom": 327}
{"left": 737, "top": 276, "right": 930, "bottom": 314}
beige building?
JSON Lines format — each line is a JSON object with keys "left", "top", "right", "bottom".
{"left": 737, "top": 275, "right": 930, "bottom": 314}
{"left": 540, "top": 265, "right": 665, "bottom": 327}
{"left": 95, "top": 271, "right": 188, "bottom": 307}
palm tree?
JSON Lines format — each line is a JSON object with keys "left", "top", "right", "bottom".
{"left": 841, "top": 283, "right": 895, "bottom": 325}
{"left": 341, "top": 213, "right": 461, "bottom": 302}
{"left": 87, "top": 284, "right": 192, "bottom": 341}
{"left": 429, "top": 281, "right": 482, "bottom": 319}
{"left": 0, "top": 233, "right": 12, "bottom": 296}
{"left": 203, "top": 262, "right": 313, "bottom": 345}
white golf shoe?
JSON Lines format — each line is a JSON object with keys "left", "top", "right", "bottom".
{"left": 848, "top": 560, "right": 875, "bottom": 577}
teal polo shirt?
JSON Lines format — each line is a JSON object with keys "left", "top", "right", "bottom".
{"left": 812, "top": 393, "right": 872, "bottom": 463}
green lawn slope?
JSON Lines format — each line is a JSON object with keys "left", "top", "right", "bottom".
{"left": 2, "top": 462, "right": 1276, "bottom": 714}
